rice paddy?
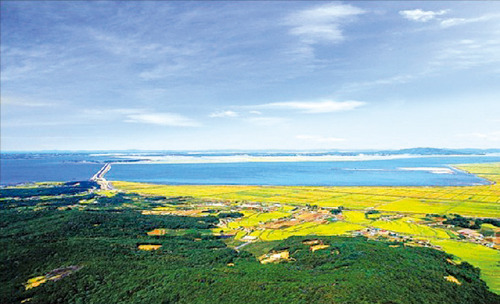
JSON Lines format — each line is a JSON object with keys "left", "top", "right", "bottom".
{"left": 227, "top": 210, "right": 291, "bottom": 228}
{"left": 370, "top": 217, "right": 451, "bottom": 239}
{"left": 138, "top": 244, "right": 162, "bottom": 251}
{"left": 431, "top": 239, "right": 500, "bottom": 293}
{"left": 248, "top": 221, "right": 365, "bottom": 241}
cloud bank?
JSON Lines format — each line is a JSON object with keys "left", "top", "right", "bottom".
{"left": 209, "top": 110, "right": 239, "bottom": 118}
{"left": 259, "top": 100, "right": 366, "bottom": 113}
{"left": 125, "top": 113, "right": 200, "bottom": 127}
{"left": 286, "top": 3, "right": 365, "bottom": 44}
{"left": 399, "top": 9, "right": 448, "bottom": 22}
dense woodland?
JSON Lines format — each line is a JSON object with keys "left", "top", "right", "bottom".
{"left": 1, "top": 184, "right": 499, "bottom": 304}
{"left": 442, "top": 214, "right": 500, "bottom": 229}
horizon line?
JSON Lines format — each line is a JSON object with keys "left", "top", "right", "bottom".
{"left": 1, "top": 147, "right": 499, "bottom": 153}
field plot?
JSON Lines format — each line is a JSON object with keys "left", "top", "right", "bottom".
{"left": 227, "top": 211, "right": 291, "bottom": 228}
{"left": 342, "top": 211, "right": 372, "bottom": 225}
{"left": 448, "top": 202, "right": 500, "bottom": 218}
{"left": 376, "top": 198, "right": 461, "bottom": 214}
{"left": 370, "top": 217, "right": 451, "bottom": 239}
{"left": 250, "top": 222, "right": 365, "bottom": 241}
{"left": 431, "top": 239, "right": 500, "bottom": 293}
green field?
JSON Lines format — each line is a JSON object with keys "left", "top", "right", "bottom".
{"left": 431, "top": 239, "right": 500, "bottom": 292}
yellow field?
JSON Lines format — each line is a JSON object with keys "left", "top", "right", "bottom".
{"left": 370, "top": 217, "right": 451, "bottom": 239}
{"left": 342, "top": 211, "right": 372, "bottom": 225}
{"left": 112, "top": 163, "right": 500, "bottom": 218}
{"left": 249, "top": 221, "right": 365, "bottom": 241}
{"left": 227, "top": 210, "right": 291, "bottom": 228}
{"left": 25, "top": 276, "right": 47, "bottom": 290}
{"left": 138, "top": 244, "right": 162, "bottom": 251}
{"left": 431, "top": 239, "right": 500, "bottom": 293}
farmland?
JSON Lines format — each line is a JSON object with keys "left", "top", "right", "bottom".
{"left": 112, "top": 163, "right": 500, "bottom": 217}
{"left": 1, "top": 163, "right": 499, "bottom": 302}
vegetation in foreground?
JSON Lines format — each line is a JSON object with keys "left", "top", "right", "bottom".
{"left": 1, "top": 206, "right": 498, "bottom": 304}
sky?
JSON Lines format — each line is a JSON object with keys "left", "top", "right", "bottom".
{"left": 1, "top": 1, "right": 500, "bottom": 151}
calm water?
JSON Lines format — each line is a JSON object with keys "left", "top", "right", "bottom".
{"left": 2, "top": 153, "right": 499, "bottom": 186}
{"left": 0, "top": 154, "right": 103, "bottom": 185}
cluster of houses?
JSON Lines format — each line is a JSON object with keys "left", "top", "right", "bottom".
{"left": 351, "top": 228, "right": 443, "bottom": 249}
{"left": 353, "top": 228, "right": 403, "bottom": 241}
{"left": 456, "top": 228, "right": 500, "bottom": 249}
{"left": 142, "top": 197, "right": 500, "bottom": 251}
{"left": 350, "top": 225, "right": 500, "bottom": 251}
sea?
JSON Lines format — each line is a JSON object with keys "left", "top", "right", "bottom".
{"left": 1, "top": 152, "right": 499, "bottom": 187}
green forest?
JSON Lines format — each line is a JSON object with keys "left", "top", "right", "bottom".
{"left": 1, "top": 184, "right": 499, "bottom": 304}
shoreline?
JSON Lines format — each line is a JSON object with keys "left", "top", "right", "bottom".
{"left": 449, "top": 165, "right": 496, "bottom": 186}
{"left": 103, "top": 153, "right": 497, "bottom": 165}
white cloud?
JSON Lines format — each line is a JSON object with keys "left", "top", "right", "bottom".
{"left": 400, "top": 9, "right": 500, "bottom": 28}
{"left": 81, "top": 108, "right": 149, "bottom": 121}
{"left": 296, "top": 135, "right": 345, "bottom": 143}
{"left": 80, "top": 108, "right": 203, "bottom": 130}
{"left": 440, "top": 18, "right": 468, "bottom": 27}
{"left": 125, "top": 113, "right": 200, "bottom": 127}
{"left": 286, "top": 3, "right": 365, "bottom": 45}
{"left": 259, "top": 100, "right": 366, "bottom": 113}
{"left": 341, "top": 74, "right": 419, "bottom": 93}
{"left": 440, "top": 14, "right": 500, "bottom": 28}
{"left": 209, "top": 110, "right": 239, "bottom": 118}
{"left": 249, "top": 110, "right": 262, "bottom": 115}
{"left": 399, "top": 9, "right": 448, "bottom": 22}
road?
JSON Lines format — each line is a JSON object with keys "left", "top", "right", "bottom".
{"left": 234, "top": 242, "right": 251, "bottom": 251}
{"left": 90, "top": 163, "right": 113, "bottom": 190}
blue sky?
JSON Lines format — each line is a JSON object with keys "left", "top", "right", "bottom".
{"left": 1, "top": 1, "right": 499, "bottom": 151}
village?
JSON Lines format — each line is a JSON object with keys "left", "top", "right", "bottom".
{"left": 139, "top": 197, "right": 500, "bottom": 254}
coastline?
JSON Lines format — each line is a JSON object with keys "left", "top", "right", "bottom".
{"left": 449, "top": 165, "right": 496, "bottom": 186}
{"left": 103, "top": 153, "right": 496, "bottom": 165}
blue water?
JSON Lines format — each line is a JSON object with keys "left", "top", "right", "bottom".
{"left": 107, "top": 157, "right": 499, "bottom": 186}
{"left": 0, "top": 154, "right": 103, "bottom": 185}
{"left": 1, "top": 153, "right": 499, "bottom": 186}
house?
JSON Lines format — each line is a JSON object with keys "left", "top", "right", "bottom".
{"left": 241, "top": 235, "right": 257, "bottom": 242}
{"left": 457, "top": 228, "right": 483, "bottom": 239}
